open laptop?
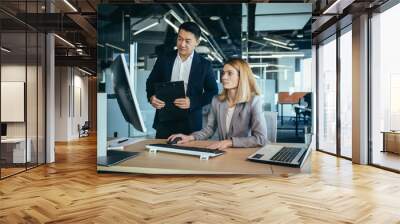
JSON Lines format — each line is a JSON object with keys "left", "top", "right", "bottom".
{"left": 247, "top": 142, "right": 312, "bottom": 168}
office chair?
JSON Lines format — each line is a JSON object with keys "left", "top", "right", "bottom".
{"left": 79, "top": 121, "right": 90, "bottom": 138}
{"left": 294, "top": 93, "right": 312, "bottom": 135}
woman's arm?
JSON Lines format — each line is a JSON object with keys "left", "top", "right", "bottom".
{"left": 231, "top": 96, "right": 268, "bottom": 148}
{"left": 191, "top": 98, "right": 218, "bottom": 140}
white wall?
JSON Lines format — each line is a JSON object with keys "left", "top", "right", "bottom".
{"left": 1, "top": 63, "right": 46, "bottom": 163}
{"left": 1, "top": 65, "right": 36, "bottom": 137}
{"left": 54, "top": 67, "right": 89, "bottom": 141}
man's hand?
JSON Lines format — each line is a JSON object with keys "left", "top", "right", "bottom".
{"left": 207, "top": 140, "right": 233, "bottom": 150}
{"left": 174, "top": 97, "right": 190, "bottom": 109}
{"left": 150, "top": 95, "right": 165, "bottom": 109}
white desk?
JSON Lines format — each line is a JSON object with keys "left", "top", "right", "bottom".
{"left": 98, "top": 139, "right": 311, "bottom": 175}
{"left": 1, "top": 138, "right": 31, "bottom": 163}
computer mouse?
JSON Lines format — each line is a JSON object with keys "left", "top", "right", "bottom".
{"left": 167, "top": 137, "right": 182, "bottom": 144}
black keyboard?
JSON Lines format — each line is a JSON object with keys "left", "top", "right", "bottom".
{"left": 147, "top": 144, "right": 225, "bottom": 154}
{"left": 270, "top": 147, "right": 302, "bottom": 163}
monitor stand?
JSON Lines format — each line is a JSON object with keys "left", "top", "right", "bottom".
{"left": 97, "top": 150, "right": 139, "bottom": 166}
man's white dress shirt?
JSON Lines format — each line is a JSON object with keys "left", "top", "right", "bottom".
{"left": 170, "top": 51, "right": 194, "bottom": 93}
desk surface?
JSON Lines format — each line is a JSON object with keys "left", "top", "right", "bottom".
{"left": 277, "top": 92, "right": 308, "bottom": 104}
{"left": 97, "top": 139, "right": 311, "bottom": 175}
{"left": 381, "top": 131, "right": 400, "bottom": 134}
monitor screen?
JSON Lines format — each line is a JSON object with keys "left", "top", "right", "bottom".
{"left": 110, "top": 54, "right": 147, "bottom": 133}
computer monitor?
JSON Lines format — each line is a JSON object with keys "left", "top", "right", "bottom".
{"left": 1, "top": 123, "right": 6, "bottom": 137}
{"left": 110, "top": 54, "right": 147, "bottom": 133}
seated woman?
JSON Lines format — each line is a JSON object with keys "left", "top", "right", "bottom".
{"left": 168, "top": 58, "right": 268, "bottom": 149}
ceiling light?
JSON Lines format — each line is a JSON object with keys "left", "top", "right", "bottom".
{"left": 265, "top": 70, "right": 281, "bottom": 73}
{"left": 200, "top": 37, "right": 208, "bottom": 43}
{"left": 207, "top": 54, "right": 215, "bottom": 61}
{"left": 248, "top": 39, "right": 268, "bottom": 47}
{"left": 63, "top": 0, "right": 78, "bottom": 12}
{"left": 296, "top": 33, "right": 304, "bottom": 38}
{"left": 170, "top": 10, "right": 184, "bottom": 24}
{"left": 249, "top": 63, "right": 269, "bottom": 68}
{"left": 244, "top": 51, "right": 293, "bottom": 55}
{"left": 54, "top": 34, "right": 75, "bottom": 48}
{"left": 211, "top": 52, "right": 223, "bottom": 63}
{"left": 164, "top": 17, "right": 178, "bottom": 33}
{"left": 171, "top": 7, "right": 210, "bottom": 36}
{"left": 249, "top": 53, "right": 304, "bottom": 59}
{"left": 322, "top": 0, "right": 344, "bottom": 15}
{"left": 199, "top": 27, "right": 210, "bottom": 36}
{"left": 270, "top": 42, "right": 293, "bottom": 51}
{"left": 76, "top": 48, "right": 83, "bottom": 52}
{"left": 249, "top": 63, "right": 291, "bottom": 68}
{"left": 105, "top": 43, "right": 125, "bottom": 52}
{"left": 221, "top": 35, "right": 229, "bottom": 40}
{"left": 293, "top": 47, "right": 300, "bottom": 50}
{"left": 288, "top": 42, "right": 296, "bottom": 47}
{"left": 263, "top": 37, "right": 288, "bottom": 46}
{"left": 210, "top": 16, "right": 220, "bottom": 21}
{"left": 78, "top": 67, "right": 93, "bottom": 76}
{"left": 1, "top": 47, "right": 11, "bottom": 53}
{"left": 133, "top": 21, "right": 160, "bottom": 36}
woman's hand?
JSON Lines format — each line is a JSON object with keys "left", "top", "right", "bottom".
{"left": 207, "top": 140, "right": 233, "bottom": 150}
{"left": 167, "top": 134, "right": 194, "bottom": 144}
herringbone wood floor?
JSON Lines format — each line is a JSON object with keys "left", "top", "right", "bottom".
{"left": 1, "top": 135, "right": 400, "bottom": 224}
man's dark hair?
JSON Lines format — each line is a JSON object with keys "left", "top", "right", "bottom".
{"left": 178, "top": 22, "right": 201, "bottom": 40}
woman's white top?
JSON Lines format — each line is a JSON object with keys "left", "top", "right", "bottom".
{"left": 226, "top": 106, "right": 236, "bottom": 134}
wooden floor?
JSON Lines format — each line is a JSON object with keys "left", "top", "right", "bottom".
{"left": 1, "top": 136, "right": 400, "bottom": 223}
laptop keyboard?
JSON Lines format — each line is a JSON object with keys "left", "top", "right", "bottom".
{"left": 270, "top": 147, "right": 302, "bottom": 163}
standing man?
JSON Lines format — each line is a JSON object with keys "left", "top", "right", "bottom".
{"left": 146, "top": 22, "right": 218, "bottom": 139}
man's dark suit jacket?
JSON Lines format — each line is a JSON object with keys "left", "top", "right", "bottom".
{"left": 146, "top": 50, "right": 218, "bottom": 133}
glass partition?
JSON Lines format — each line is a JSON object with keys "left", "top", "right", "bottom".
{"left": 0, "top": 1, "right": 46, "bottom": 179}
{"left": 0, "top": 30, "right": 28, "bottom": 178}
{"left": 370, "top": 3, "right": 400, "bottom": 171}
{"left": 317, "top": 35, "right": 337, "bottom": 155}
{"left": 339, "top": 26, "right": 352, "bottom": 158}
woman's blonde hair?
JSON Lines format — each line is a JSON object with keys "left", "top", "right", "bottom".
{"left": 218, "top": 58, "right": 260, "bottom": 104}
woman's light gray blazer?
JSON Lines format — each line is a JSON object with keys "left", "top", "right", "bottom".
{"left": 191, "top": 95, "right": 268, "bottom": 148}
